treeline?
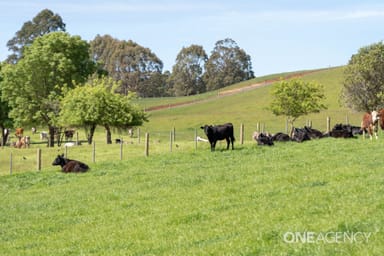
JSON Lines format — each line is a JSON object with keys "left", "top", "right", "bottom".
{"left": 4, "top": 9, "right": 254, "bottom": 97}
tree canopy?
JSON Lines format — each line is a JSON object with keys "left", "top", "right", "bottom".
{"left": 204, "top": 38, "right": 254, "bottom": 91}
{"left": 341, "top": 41, "right": 384, "bottom": 112}
{"left": 6, "top": 9, "right": 66, "bottom": 63}
{"left": 169, "top": 45, "right": 207, "bottom": 96}
{"left": 59, "top": 76, "right": 147, "bottom": 144}
{"left": 1, "top": 32, "right": 96, "bottom": 146}
{"left": 0, "top": 63, "right": 13, "bottom": 145}
{"left": 90, "top": 35, "right": 164, "bottom": 97}
{"left": 270, "top": 79, "right": 327, "bottom": 129}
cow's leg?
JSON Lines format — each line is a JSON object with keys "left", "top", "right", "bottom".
{"left": 226, "top": 138, "right": 230, "bottom": 149}
{"left": 231, "top": 138, "right": 234, "bottom": 150}
{"left": 211, "top": 141, "right": 216, "bottom": 151}
{"left": 373, "top": 123, "right": 379, "bottom": 139}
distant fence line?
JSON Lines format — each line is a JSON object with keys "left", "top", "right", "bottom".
{"left": 2, "top": 114, "right": 361, "bottom": 175}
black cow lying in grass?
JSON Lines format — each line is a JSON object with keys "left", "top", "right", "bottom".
{"left": 201, "top": 123, "right": 235, "bottom": 151}
{"left": 327, "top": 124, "right": 360, "bottom": 138}
{"left": 291, "top": 126, "right": 325, "bottom": 142}
{"left": 271, "top": 132, "right": 291, "bottom": 142}
{"left": 52, "top": 154, "right": 89, "bottom": 173}
{"left": 252, "top": 132, "right": 274, "bottom": 146}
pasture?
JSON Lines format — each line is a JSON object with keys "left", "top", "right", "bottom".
{"left": 1, "top": 67, "right": 383, "bottom": 254}
{"left": 1, "top": 137, "right": 383, "bottom": 255}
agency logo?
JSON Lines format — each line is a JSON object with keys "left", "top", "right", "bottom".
{"left": 283, "top": 231, "right": 372, "bottom": 244}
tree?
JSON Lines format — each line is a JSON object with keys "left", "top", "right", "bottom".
{"left": 90, "top": 35, "right": 164, "bottom": 97}
{"left": 1, "top": 32, "right": 96, "bottom": 146}
{"left": 341, "top": 42, "right": 384, "bottom": 112}
{"left": 169, "top": 45, "right": 207, "bottom": 96}
{"left": 269, "top": 79, "right": 327, "bottom": 132}
{"left": 204, "top": 38, "right": 254, "bottom": 91}
{"left": 6, "top": 9, "right": 66, "bottom": 63}
{"left": 0, "top": 63, "right": 13, "bottom": 146}
{"left": 59, "top": 77, "right": 147, "bottom": 144}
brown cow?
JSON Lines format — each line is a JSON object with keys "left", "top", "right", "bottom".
{"left": 361, "top": 111, "right": 380, "bottom": 139}
{"left": 15, "top": 128, "right": 24, "bottom": 138}
{"left": 14, "top": 136, "right": 30, "bottom": 148}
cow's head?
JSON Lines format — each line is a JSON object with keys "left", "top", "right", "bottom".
{"left": 52, "top": 154, "right": 66, "bottom": 167}
{"left": 201, "top": 125, "right": 215, "bottom": 137}
{"left": 372, "top": 110, "right": 380, "bottom": 124}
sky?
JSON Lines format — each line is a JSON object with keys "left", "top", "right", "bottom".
{"left": 1, "top": 0, "right": 384, "bottom": 76}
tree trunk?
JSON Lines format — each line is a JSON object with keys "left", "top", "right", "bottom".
{"left": 48, "top": 125, "right": 55, "bottom": 147}
{"left": 0, "top": 126, "right": 8, "bottom": 146}
{"left": 87, "top": 124, "right": 96, "bottom": 145}
{"left": 105, "top": 124, "right": 112, "bottom": 144}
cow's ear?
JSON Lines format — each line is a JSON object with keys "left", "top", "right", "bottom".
{"left": 200, "top": 126, "right": 204, "bottom": 129}
{"left": 61, "top": 153, "right": 64, "bottom": 157}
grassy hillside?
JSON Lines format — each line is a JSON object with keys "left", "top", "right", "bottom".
{"left": 140, "top": 66, "right": 361, "bottom": 141}
{"left": 1, "top": 138, "right": 383, "bottom": 255}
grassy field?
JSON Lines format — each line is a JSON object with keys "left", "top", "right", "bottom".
{"left": 1, "top": 137, "right": 383, "bottom": 255}
{"left": 1, "top": 67, "right": 383, "bottom": 255}
{"left": 140, "top": 66, "right": 363, "bottom": 141}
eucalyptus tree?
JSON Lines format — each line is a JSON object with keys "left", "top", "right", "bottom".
{"left": 1, "top": 32, "right": 96, "bottom": 146}
{"left": 204, "top": 38, "right": 254, "bottom": 91}
{"left": 342, "top": 41, "right": 384, "bottom": 112}
{"left": 6, "top": 9, "right": 66, "bottom": 63}
{"left": 90, "top": 35, "right": 164, "bottom": 97}
{"left": 169, "top": 44, "right": 207, "bottom": 96}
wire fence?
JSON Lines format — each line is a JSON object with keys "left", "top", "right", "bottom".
{"left": 0, "top": 112, "right": 365, "bottom": 175}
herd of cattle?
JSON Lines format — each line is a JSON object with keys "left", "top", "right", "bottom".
{"left": 1, "top": 127, "right": 76, "bottom": 148}
{"left": 200, "top": 110, "right": 384, "bottom": 150}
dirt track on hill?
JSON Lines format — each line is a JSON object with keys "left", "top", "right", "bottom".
{"left": 146, "top": 69, "right": 324, "bottom": 112}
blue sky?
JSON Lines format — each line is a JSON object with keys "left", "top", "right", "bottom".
{"left": 1, "top": 0, "right": 384, "bottom": 76}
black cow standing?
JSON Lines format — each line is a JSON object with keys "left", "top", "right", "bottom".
{"left": 200, "top": 123, "right": 235, "bottom": 151}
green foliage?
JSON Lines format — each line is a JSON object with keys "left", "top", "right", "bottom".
{"left": 1, "top": 139, "right": 383, "bottom": 255}
{"left": 204, "top": 38, "right": 254, "bottom": 91}
{"left": 90, "top": 35, "right": 164, "bottom": 97}
{"left": 0, "top": 63, "right": 13, "bottom": 145}
{"left": 269, "top": 79, "right": 327, "bottom": 126}
{"left": 1, "top": 32, "right": 96, "bottom": 146}
{"left": 342, "top": 41, "right": 384, "bottom": 112}
{"left": 59, "top": 76, "right": 147, "bottom": 144}
{"left": 6, "top": 9, "right": 66, "bottom": 63}
{"left": 169, "top": 44, "right": 207, "bottom": 96}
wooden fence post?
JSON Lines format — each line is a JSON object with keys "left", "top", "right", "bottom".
{"left": 173, "top": 127, "right": 176, "bottom": 142}
{"left": 10, "top": 152, "right": 12, "bottom": 175}
{"left": 326, "top": 116, "right": 331, "bottom": 133}
{"left": 194, "top": 128, "right": 198, "bottom": 150}
{"left": 37, "top": 148, "right": 41, "bottom": 171}
{"left": 92, "top": 141, "right": 96, "bottom": 163}
{"left": 240, "top": 123, "right": 244, "bottom": 145}
{"left": 145, "top": 133, "right": 149, "bottom": 157}
{"left": 120, "top": 138, "right": 123, "bottom": 160}
{"left": 137, "top": 128, "right": 141, "bottom": 144}
{"left": 285, "top": 118, "right": 289, "bottom": 134}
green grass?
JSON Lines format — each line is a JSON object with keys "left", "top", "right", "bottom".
{"left": 1, "top": 138, "right": 383, "bottom": 255}
{"left": 1, "top": 66, "right": 382, "bottom": 255}
{"left": 141, "top": 66, "right": 363, "bottom": 141}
